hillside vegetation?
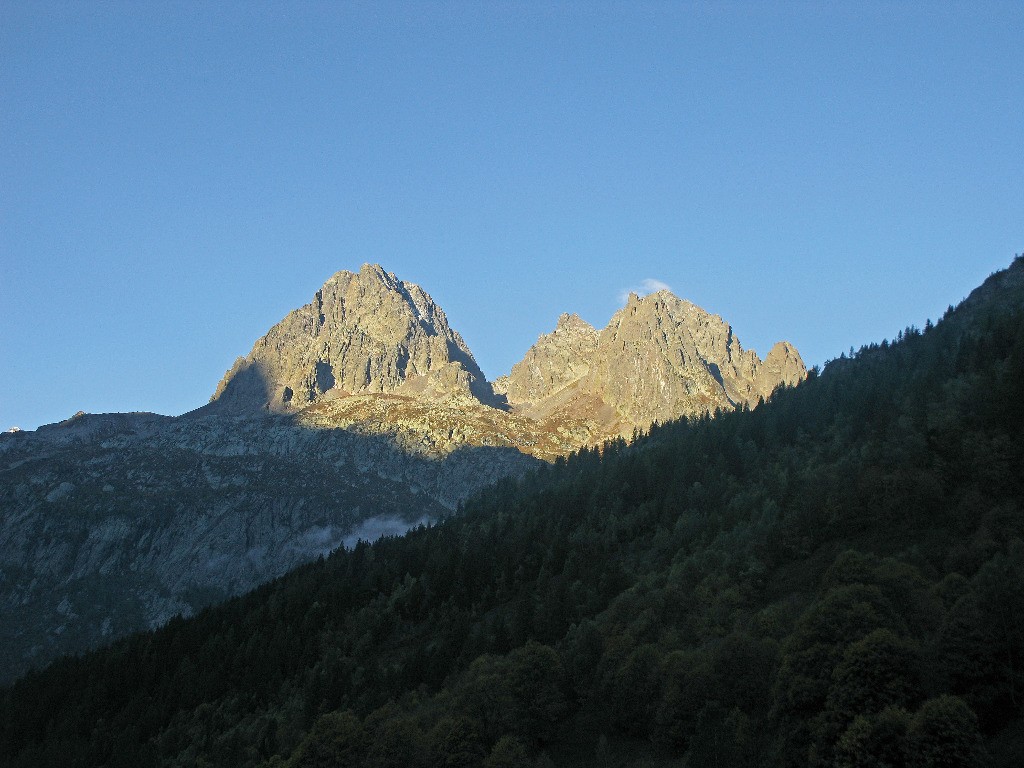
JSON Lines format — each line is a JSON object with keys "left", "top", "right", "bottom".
{"left": 2, "top": 258, "right": 1023, "bottom": 767}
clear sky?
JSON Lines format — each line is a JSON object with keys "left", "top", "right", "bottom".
{"left": 2, "top": 1, "right": 1021, "bottom": 431}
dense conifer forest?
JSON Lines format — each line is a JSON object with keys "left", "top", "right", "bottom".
{"left": 2, "top": 258, "right": 1023, "bottom": 767}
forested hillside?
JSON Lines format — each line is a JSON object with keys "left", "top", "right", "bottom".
{"left": 2, "top": 257, "right": 1023, "bottom": 767}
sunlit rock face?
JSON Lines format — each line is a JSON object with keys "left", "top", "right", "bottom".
{"left": 495, "top": 290, "right": 807, "bottom": 437}
{"left": 211, "top": 265, "right": 806, "bottom": 445}
{"left": 211, "top": 264, "right": 493, "bottom": 412}
{"left": 493, "top": 313, "right": 600, "bottom": 405}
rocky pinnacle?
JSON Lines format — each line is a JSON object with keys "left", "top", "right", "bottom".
{"left": 210, "top": 264, "right": 493, "bottom": 412}
{"left": 495, "top": 289, "right": 806, "bottom": 435}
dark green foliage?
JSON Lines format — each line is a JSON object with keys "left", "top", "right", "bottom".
{"left": 827, "top": 629, "right": 920, "bottom": 723}
{"left": 2, "top": 257, "right": 1024, "bottom": 767}
{"left": 290, "top": 711, "right": 368, "bottom": 768}
{"left": 833, "top": 706, "right": 910, "bottom": 768}
{"left": 906, "top": 695, "right": 986, "bottom": 768}
{"left": 453, "top": 641, "right": 568, "bottom": 745}
{"left": 427, "top": 716, "right": 487, "bottom": 768}
{"left": 483, "top": 736, "right": 532, "bottom": 768}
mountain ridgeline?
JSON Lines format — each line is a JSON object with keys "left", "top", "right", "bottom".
{"left": 2, "top": 255, "right": 1022, "bottom": 768}
{"left": 208, "top": 263, "right": 806, "bottom": 445}
{"left": 0, "top": 265, "right": 804, "bottom": 684}
{"left": 493, "top": 293, "right": 805, "bottom": 433}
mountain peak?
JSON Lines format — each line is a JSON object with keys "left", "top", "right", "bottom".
{"left": 497, "top": 290, "right": 807, "bottom": 433}
{"left": 210, "top": 267, "right": 492, "bottom": 412}
{"left": 210, "top": 265, "right": 806, "bottom": 443}
{"left": 493, "top": 313, "right": 600, "bottom": 406}
{"left": 555, "top": 312, "right": 596, "bottom": 333}
{"left": 357, "top": 262, "right": 397, "bottom": 286}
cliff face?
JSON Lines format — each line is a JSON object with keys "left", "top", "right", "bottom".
{"left": 495, "top": 290, "right": 807, "bottom": 436}
{"left": 493, "top": 313, "right": 600, "bottom": 406}
{"left": 210, "top": 265, "right": 806, "bottom": 444}
{"left": 211, "top": 264, "right": 493, "bottom": 411}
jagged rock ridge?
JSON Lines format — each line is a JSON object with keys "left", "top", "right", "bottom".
{"left": 212, "top": 266, "right": 806, "bottom": 447}
{"left": 497, "top": 290, "right": 806, "bottom": 437}
{"left": 211, "top": 264, "right": 493, "bottom": 412}
{"left": 493, "top": 313, "right": 600, "bottom": 405}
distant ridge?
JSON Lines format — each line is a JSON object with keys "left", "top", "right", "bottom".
{"left": 211, "top": 264, "right": 806, "bottom": 448}
{"left": 496, "top": 289, "right": 806, "bottom": 436}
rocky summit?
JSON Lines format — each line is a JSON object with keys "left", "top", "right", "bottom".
{"left": 212, "top": 265, "right": 807, "bottom": 452}
{"left": 0, "top": 264, "right": 805, "bottom": 683}
{"left": 496, "top": 289, "right": 806, "bottom": 440}
{"left": 211, "top": 264, "right": 494, "bottom": 411}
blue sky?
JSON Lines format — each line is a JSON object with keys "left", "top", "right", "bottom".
{"left": 2, "top": 1, "right": 1021, "bottom": 431}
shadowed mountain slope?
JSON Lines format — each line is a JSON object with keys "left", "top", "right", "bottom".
{"left": 0, "top": 404, "right": 535, "bottom": 685}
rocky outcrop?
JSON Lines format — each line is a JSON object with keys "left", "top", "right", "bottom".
{"left": 211, "top": 264, "right": 493, "bottom": 411}
{"left": 496, "top": 290, "right": 806, "bottom": 436}
{"left": 755, "top": 341, "right": 808, "bottom": 400}
{"left": 493, "top": 313, "right": 599, "bottom": 406}
{"left": 210, "top": 266, "right": 805, "bottom": 440}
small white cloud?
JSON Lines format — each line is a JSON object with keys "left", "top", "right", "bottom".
{"left": 618, "top": 278, "right": 672, "bottom": 304}
{"left": 640, "top": 278, "right": 671, "bottom": 294}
